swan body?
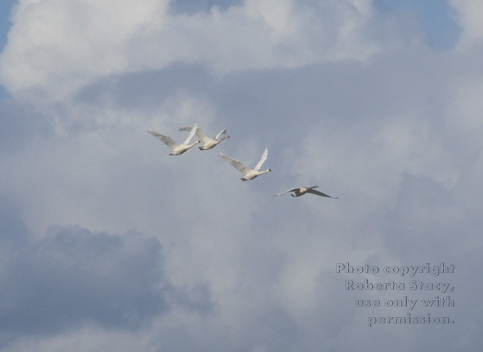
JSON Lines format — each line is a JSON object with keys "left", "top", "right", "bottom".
{"left": 274, "top": 185, "right": 338, "bottom": 198}
{"left": 180, "top": 126, "right": 230, "bottom": 150}
{"left": 147, "top": 124, "right": 200, "bottom": 155}
{"left": 219, "top": 148, "right": 271, "bottom": 181}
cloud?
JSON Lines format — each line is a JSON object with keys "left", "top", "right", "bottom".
{"left": 0, "top": 0, "right": 423, "bottom": 104}
{"left": 0, "top": 204, "right": 215, "bottom": 347}
{"left": 0, "top": 0, "right": 483, "bottom": 351}
{"left": 449, "top": 0, "right": 483, "bottom": 44}
{"left": 170, "top": 0, "right": 243, "bottom": 15}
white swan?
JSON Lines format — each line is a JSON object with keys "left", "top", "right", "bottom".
{"left": 219, "top": 148, "right": 271, "bottom": 181}
{"left": 180, "top": 126, "right": 230, "bottom": 150}
{"left": 274, "top": 185, "right": 338, "bottom": 198}
{"left": 147, "top": 124, "right": 200, "bottom": 155}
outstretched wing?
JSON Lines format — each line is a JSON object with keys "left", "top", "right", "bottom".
{"left": 179, "top": 126, "right": 193, "bottom": 133}
{"left": 219, "top": 152, "right": 249, "bottom": 174}
{"left": 254, "top": 148, "right": 268, "bottom": 171}
{"left": 182, "top": 124, "right": 198, "bottom": 145}
{"left": 274, "top": 188, "right": 298, "bottom": 196}
{"left": 147, "top": 130, "right": 178, "bottom": 148}
{"left": 180, "top": 126, "right": 210, "bottom": 143}
{"left": 308, "top": 189, "right": 338, "bottom": 199}
{"left": 214, "top": 128, "right": 227, "bottom": 140}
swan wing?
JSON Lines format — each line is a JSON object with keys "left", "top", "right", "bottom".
{"left": 214, "top": 128, "right": 227, "bottom": 140}
{"left": 148, "top": 130, "right": 179, "bottom": 149}
{"left": 219, "top": 152, "right": 249, "bottom": 174}
{"left": 181, "top": 126, "right": 211, "bottom": 143}
{"left": 182, "top": 124, "right": 198, "bottom": 145}
{"left": 307, "top": 189, "right": 338, "bottom": 198}
{"left": 274, "top": 188, "right": 298, "bottom": 196}
{"left": 254, "top": 148, "right": 268, "bottom": 171}
{"left": 195, "top": 128, "right": 210, "bottom": 142}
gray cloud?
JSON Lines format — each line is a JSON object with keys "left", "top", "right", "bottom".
{"left": 0, "top": 99, "right": 51, "bottom": 153}
{"left": 0, "top": 203, "right": 215, "bottom": 347}
{"left": 0, "top": 0, "right": 482, "bottom": 351}
{"left": 169, "top": 0, "right": 243, "bottom": 15}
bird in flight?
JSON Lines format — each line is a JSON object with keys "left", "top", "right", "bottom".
{"left": 274, "top": 185, "right": 338, "bottom": 198}
{"left": 179, "top": 126, "right": 230, "bottom": 150}
{"left": 219, "top": 147, "right": 271, "bottom": 181}
{"left": 147, "top": 124, "right": 200, "bottom": 155}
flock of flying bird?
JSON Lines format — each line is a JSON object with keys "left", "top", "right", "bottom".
{"left": 147, "top": 124, "right": 338, "bottom": 199}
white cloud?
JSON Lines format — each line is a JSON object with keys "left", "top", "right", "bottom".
{"left": 1, "top": 0, "right": 169, "bottom": 101}
{"left": 449, "top": 0, "right": 483, "bottom": 44}
{"left": 0, "top": 0, "right": 417, "bottom": 104}
{"left": 1, "top": 0, "right": 483, "bottom": 351}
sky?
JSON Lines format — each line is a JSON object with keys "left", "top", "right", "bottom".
{"left": 0, "top": 0, "right": 482, "bottom": 351}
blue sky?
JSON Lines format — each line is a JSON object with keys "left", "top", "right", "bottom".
{"left": 0, "top": 0, "right": 14, "bottom": 52}
{"left": 379, "top": 0, "right": 461, "bottom": 50}
{"left": 0, "top": 1, "right": 482, "bottom": 351}
{"left": 0, "top": 0, "right": 15, "bottom": 98}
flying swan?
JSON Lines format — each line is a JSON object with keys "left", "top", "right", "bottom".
{"left": 180, "top": 126, "right": 230, "bottom": 150}
{"left": 218, "top": 148, "right": 271, "bottom": 181}
{"left": 147, "top": 124, "right": 200, "bottom": 155}
{"left": 274, "top": 185, "right": 338, "bottom": 198}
